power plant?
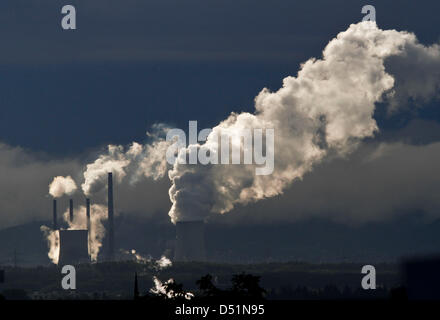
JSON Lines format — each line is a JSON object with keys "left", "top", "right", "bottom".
{"left": 174, "top": 220, "right": 206, "bottom": 262}
{"left": 50, "top": 172, "right": 207, "bottom": 265}
{"left": 54, "top": 199, "right": 90, "bottom": 266}
{"left": 51, "top": 172, "right": 118, "bottom": 265}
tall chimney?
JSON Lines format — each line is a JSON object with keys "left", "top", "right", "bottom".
{"left": 108, "top": 172, "right": 114, "bottom": 260}
{"left": 53, "top": 199, "right": 58, "bottom": 230}
{"left": 69, "top": 199, "right": 74, "bottom": 222}
{"left": 86, "top": 198, "right": 91, "bottom": 255}
{"left": 86, "top": 198, "right": 91, "bottom": 230}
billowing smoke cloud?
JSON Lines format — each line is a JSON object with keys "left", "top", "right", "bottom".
{"left": 81, "top": 140, "right": 170, "bottom": 196}
{"left": 40, "top": 226, "right": 60, "bottom": 264}
{"left": 39, "top": 22, "right": 440, "bottom": 229}
{"left": 49, "top": 176, "right": 77, "bottom": 198}
{"left": 219, "top": 134, "right": 440, "bottom": 225}
{"left": 6, "top": 21, "right": 440, "bottom": 263}
{"left": 168, "top": 21, "right": 440, "bottom": 223}
{"left": 385, "top": 40, "right": 440, "bottom": 112}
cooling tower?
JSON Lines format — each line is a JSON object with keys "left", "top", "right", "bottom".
{"left": 58, "top": 229, "right": 90, "bottom": 266}
{"left": 174, "top": 221, "right": 206, "bottom": 262}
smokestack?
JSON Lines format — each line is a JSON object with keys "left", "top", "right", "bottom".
{"left": 108, "top": 172, "right": 114, "bottom": 260}
{"left": 69, "top": 199, "right": 73, "bottom": 222}
{"left": 53, "top": 199, "right": 58, "bottom": 230}
{"left": 86, "top": 198, "right": 91, "bottom": 230}
{"left": 174, "top": 221, "right": 206, "bottom": 262}
{"left": 86, "top": 198, "right": 91, "bottom": 256}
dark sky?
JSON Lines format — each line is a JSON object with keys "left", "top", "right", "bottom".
{"left": 0, "top": 0, "right": 439, "bottom": 155}
{"left": 1, "top": 0, "right": 440, "bottom": 263}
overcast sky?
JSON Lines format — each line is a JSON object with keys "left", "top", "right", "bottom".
{"left": 0, "top": 0, "right": 439, "bottom": 231}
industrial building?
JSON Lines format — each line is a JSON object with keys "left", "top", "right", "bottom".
{"left": 174, "top": 220, "right": 206, "bottom": 262}
{"left": 51, "top": 172, "right": 207, "bottom": 265}
{"left": 58, "top": 229, "right": 89, "bottom": 266}
{"left": 52, "top": 198, "right": 90, "bottom": 266}
{"left": 51, "top": 172, "right": 116, "bottom": 265}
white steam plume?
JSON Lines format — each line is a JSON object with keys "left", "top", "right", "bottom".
{"left": 42, "top": 22, "right": 440, "bottom": 229}
{"left": 121, "top": 249, "right": 173, "bottom": 269}
{"left": 150, "top": 277, "right": 194, "bottom": 300}
{"left": 40, "top": 226, "right": 60, "bottom": 264}
{"left": 81, "top": 140, "right": 170, "bottom": 196}
{"left": 48, "top": 176, "right": 77, "bottom": 198}
{"left": 156, "top": 255, "right": 172, "bottom": 269}
{"left": 168, "top": 21, "right": 440, "bottom": 223}
{"left": 63, "top": 204, "right": 108, "bottom": 261}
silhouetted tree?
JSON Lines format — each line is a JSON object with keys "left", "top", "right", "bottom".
{"left": 293, "top": 286, "right": 314, "bottom": 300}
{"left": 1, "top": 289, "right": 29, "bottom": 300}
{"left": 196, "top": 274, "right": 220, "bottom": 297}
{"left": 134, "top": 272, "right": 140, "bottom": 300}
{"left": 151, "top": 279, "right": 193, "bottom": 301}
{"left": 341, "top": 286, "right": 353, "bottom": 300}
{"left": 321, "top": 285, "right": 341, "bottom": 300}
{"left": 164, "top": 281, "right": 186, "bottom": 299}
{"left": 231, "top": 273, "right": 266, "bottom": 299}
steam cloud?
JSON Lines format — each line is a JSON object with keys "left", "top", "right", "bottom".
{"left": 81, "top": 140, "right": 170, "bottom": 196}
{"left": 40, "top": 21, "right": 440, "bottom": 260}
{"left": 40, "top": 226, "right": 60, "bottom": 264}
{"left": 168, "top": 21, "right": 440, "bottom": 223}
{"left": 49, "top": 176, "right": 77, "bottom": 198}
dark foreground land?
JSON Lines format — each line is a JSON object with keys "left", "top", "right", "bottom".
{"left": 0, "top": 261, "right": 400, "bottom": 300}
